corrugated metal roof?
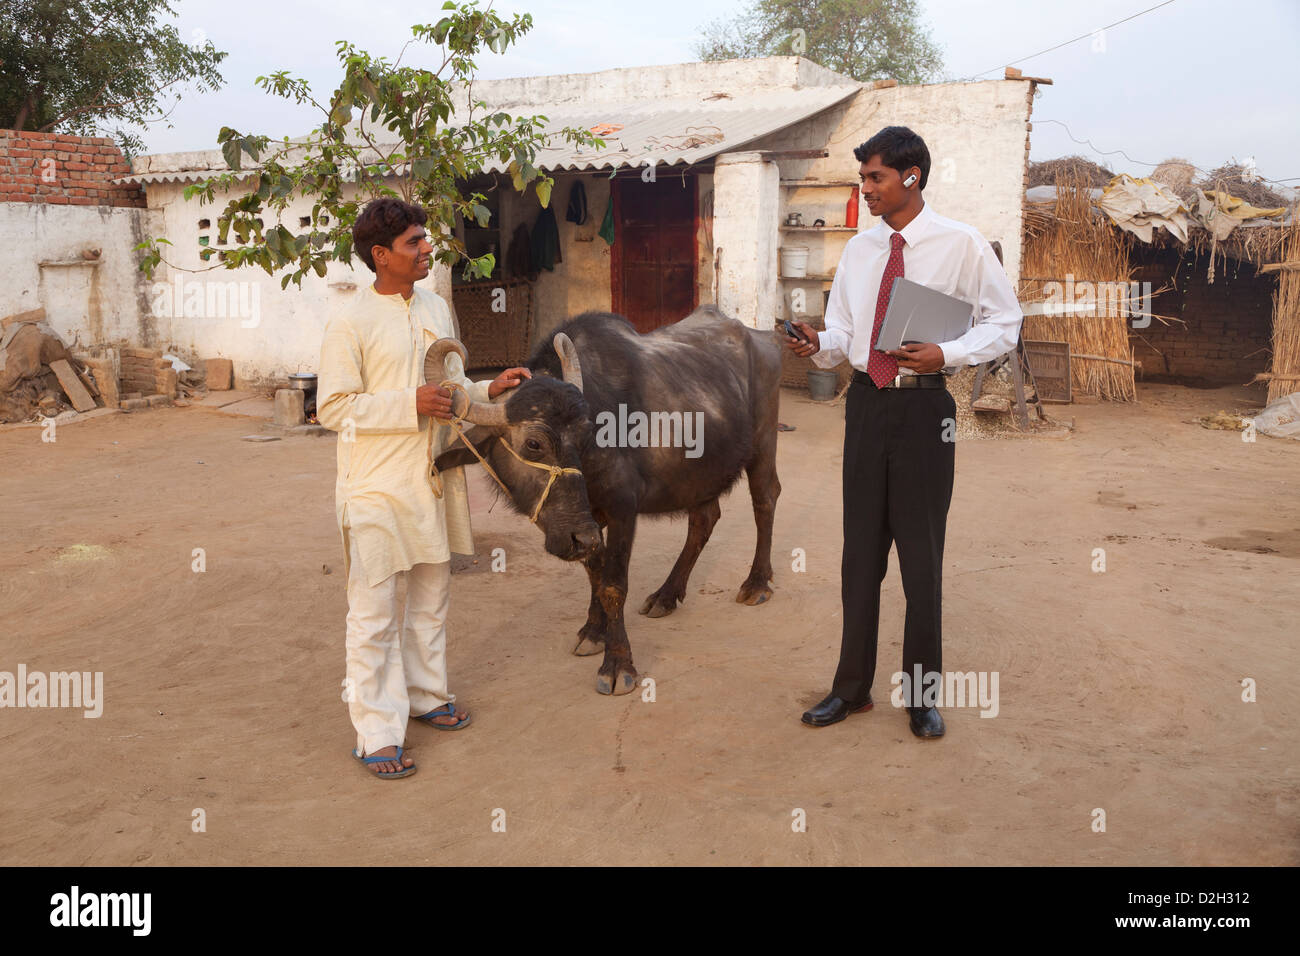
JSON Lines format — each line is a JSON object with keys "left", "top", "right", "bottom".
{"left": 115, "top": 86, "right": 859, "bottom": 185}
{"left": 114, "top": 169, "right": 246, "bottom": 186}
{"left": 503, "top": 86, "right": 861, "bottom": 172}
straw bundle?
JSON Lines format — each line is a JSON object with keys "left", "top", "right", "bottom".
{"left": 1150, "top": 157, "right": 1197, "bottom": 205}
{"left": 1019, "top": 171, "right": 1137, "bottom": 401}
{"left": 1268, "top": 221, "right": 1300, "bottom": 404}
{"left": 1027, "top": 155, "right": 1113, "bottom": 189}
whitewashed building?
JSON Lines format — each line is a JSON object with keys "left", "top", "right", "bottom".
{"left": 112, "top": 56, "right": 1041, "bottom": 386}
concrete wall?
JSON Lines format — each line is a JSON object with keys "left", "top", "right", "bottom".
{"left": 0, "top": 202, "right": 164, "bottom": 349}
{"left": 744, "top": 79, "right": 1034, "bottom": 329}
{"left": 142, "top": 179, "right": 385, "bottom": 387}
{"left": 455, "top": 56, "right": 854, "bottom": 111}
{"left": 0, "top": 130, "right": 160, "bottom": 348}
{"left": 713, "top": 152, "right": 780, "bottom": 329}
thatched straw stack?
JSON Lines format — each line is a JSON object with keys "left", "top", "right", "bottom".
{"left": 1020, "top": 171, "right": 1137, "bottom": 401}
{"left": 1150, "top": 157, "right": 1198, "bottom": 206}
{"left": 1196, "top": 163, "right": 1290, "bottom": 211}
{"left": 1027, "top": 155, "right": 1113, "bottom": 189}
{"left": 1269, "top": 221, "right": 1300, "bottom": 404}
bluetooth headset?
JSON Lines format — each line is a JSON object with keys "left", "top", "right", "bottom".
{"left": 903, "top": 173, "right": 918, "bottom": 188}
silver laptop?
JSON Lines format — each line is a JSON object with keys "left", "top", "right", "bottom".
{"left": 874, "top": 277, "right": 975, "bottom": 351}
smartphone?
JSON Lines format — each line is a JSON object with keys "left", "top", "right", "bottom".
{"left": 784, "top": 319, "right": 809, "bottom": 343}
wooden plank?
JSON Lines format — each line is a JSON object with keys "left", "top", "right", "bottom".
{"left": 759, "top": 149, "right": 829, "bottom": 160}
{"left": 50, "top": 359, "right": 97, "bottom": 411}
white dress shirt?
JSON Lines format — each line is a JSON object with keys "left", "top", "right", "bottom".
{"left": 812, "top": 202, "right": 1023, "bottom": 375}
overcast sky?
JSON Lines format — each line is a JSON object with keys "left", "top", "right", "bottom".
{"left": 140, "top": 0, "right": 1299, "bottom": 188}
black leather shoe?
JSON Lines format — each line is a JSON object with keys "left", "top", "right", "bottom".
{"left": 802, "top": 693, "right": 873, "bottom": 727}
{"left": 907, "top": 706, "right": 945, "bottom": 738}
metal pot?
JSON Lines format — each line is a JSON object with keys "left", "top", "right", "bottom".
{"left": 288, "top": 373, "right": 318, "bottom": 415}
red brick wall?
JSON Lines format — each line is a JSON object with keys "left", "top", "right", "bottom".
{"left": 1129, "top": 246, "right": 1275, "bottom": 385}
{"left": 0, "top": 129, "right": 145, "bottom": 208}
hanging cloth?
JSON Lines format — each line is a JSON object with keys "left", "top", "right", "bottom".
{"left": 566, "top": 180, "right": 588, "bottom": 225}
{"left": 598, "top": 191, "right": 615, "bottom": 246}
{"left": 531, "top": 205, "right": 562, "bottom": 272}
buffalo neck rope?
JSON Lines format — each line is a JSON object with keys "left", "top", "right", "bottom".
{"left": 426, "top": 381, "right": 583, "bottom": 524}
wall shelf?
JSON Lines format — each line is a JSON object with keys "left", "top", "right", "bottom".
{"left": 780, "top": 226, "right": 857, "bottom": 233}
{"left": 780, "top": 273, "right": 835, "bottom": 282}
{"left": 780, "top": 180, "right": 859, "bottom": 188}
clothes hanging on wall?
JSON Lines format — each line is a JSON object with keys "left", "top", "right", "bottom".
{"left": 598, "top": 192, "right": 615, "bottom": 246}
{"left": 507, "top": 222, "right": 535, "bottom": 278}
{"left": 566, "top": 180, "right": 588, "bottom": 225}
{"left": 531, "top": 205, "right": 562, "bottom": 271}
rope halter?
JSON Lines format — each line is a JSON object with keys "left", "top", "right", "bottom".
{"left": 427, "top": 381, "right": 583, "bottom": 524}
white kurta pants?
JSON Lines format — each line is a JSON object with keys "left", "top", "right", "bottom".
{"left": 344, "top": 530, "right": 455, "bottom": 756}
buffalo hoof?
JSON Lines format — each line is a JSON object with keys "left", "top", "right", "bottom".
{"left": 638, "top": 588, "right": 681, "bottom": 618}
{"left": 595, "top": 665, "right": 638, "bottom": 696}
{"left": 735, "top": 580, "right": 773, "bottom": 606}
{"left": 573, "top": 635, "right": 604, "bottom": 656}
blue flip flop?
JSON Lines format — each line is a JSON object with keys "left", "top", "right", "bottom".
{"left": 352, "top": 746, "right": 416, "bottom": 779}
{"left": 413, "top": 702, "right": 472, "bottom": 731}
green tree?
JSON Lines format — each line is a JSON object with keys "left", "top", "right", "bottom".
{"left": 695, "top": 0, "right": 944, "bottom": 84}
{"left": 137, "top": 1, "right": 602, "bottom": 287}
{"left": 0, "top": 0, "right": 227, "bottom": 155}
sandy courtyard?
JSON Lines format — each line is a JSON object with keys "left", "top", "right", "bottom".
{"left": 0, "top": 381, "right": 1296, "bottom": 865}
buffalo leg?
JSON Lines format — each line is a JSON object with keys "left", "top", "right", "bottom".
{"left": 594, "top": 516, "right": 638, "bottom": 695}
{"left": 736, "top": 437, "right": 780, "bottom": 606}
{"left": 639, "top": 497, "right": 722, "bottom": 618}
{"left": 574, "top": 552, "right": 608, "bottom": 656}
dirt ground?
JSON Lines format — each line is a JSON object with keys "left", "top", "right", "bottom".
{"left": 1, "top": 381, "right": 1296, "bottom": 866}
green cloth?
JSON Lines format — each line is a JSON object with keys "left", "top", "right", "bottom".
{"left": 598, "top": 192, "right": 615, "bottom": 246}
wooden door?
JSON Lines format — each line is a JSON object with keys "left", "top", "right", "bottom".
{"left": 612, "top": 173, "right": 697, "bottom": 333}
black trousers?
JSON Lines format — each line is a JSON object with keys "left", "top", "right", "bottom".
{"left": 831, "top": 376, "right": 955, "bottom": 703}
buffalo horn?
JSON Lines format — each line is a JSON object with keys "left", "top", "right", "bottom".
{"left": 554, "top": 332, "right": 583, "bottom": 392}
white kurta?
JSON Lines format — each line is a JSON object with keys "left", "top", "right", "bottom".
{"left": 317, "top": 285, "right": 491, "bottom": 588}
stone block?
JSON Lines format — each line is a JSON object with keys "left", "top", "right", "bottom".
{"left": 91, "top": 367, "right": 119, "bottom": 407}
{"left": 205, "top": 358, "right": 233, "bottom": 390}
{"left": 146, "top": 394, "right": 171, "bottom": 408}
{"left": 155, "top": 368, "right": 178, "bottom": 397}
{"left": 273, "top": 388, "right": 305, "bottom": 427}
{"left": 120, "top": 398, "right": 148, "bottom": 410}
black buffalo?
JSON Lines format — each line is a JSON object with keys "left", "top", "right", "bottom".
{"left": 430, "top": 306, "right": 783, "bottom": 695}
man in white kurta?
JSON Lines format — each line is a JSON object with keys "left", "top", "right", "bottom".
{"left": 317, "top": 201, "right": 528, "bottom": 777}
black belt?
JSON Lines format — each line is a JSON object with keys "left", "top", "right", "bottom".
{"left": 852, "top": 370, "right": 946, "bottom": 389}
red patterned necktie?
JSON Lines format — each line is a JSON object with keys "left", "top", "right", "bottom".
{"left": 867, "top": 231, "right": 905, "bottom": 388}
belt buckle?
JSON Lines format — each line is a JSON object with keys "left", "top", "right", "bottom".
{"left": 892, "top": 373, "right": 903, "bottom": 388}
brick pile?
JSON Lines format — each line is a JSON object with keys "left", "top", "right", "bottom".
{"left": 0, "top": 130, "right": 146, "bottom": 208}
{"left": 118, "top": 347, "right": 177, "bottom": 399}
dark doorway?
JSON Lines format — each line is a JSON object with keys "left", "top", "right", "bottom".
{"left": 611, "top": 172, "right": 697, "bottom": 333}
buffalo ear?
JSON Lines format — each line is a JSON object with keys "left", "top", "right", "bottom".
{"left": 434, "top": 434, "right": 499, "bottom": 472}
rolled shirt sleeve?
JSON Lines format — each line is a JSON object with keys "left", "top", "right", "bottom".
{"left": 937, "top": 239, "right": 1024, "bottom": 368}
{"left": 317, "top": 317, "right": 419, "bottom": 434}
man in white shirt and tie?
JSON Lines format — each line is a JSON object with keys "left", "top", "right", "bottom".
{"left": 785, "top": 126, "right": 1022, "bottom": 737}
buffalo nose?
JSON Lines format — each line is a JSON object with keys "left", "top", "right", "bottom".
{"left": 572, "top": 529, "right": 602, "bottom": 553}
